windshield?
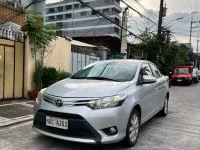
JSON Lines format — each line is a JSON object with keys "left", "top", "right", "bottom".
{"left": 71, "top": 61, "right": 138, "bottom": 82}
{"left": 174, "top": 68, "right": 189, "bottom": 74}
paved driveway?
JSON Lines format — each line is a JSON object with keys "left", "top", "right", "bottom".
{"left": 0, "top": 84, "right": 200, "bottom": 150}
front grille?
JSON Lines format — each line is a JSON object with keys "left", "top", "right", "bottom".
{"left": 33, "top": 110, "right": 101, "bottom": 142}
{"left": 43, "top": 95, "right": 91, "bottom": 106}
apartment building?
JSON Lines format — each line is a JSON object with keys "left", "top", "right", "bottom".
{"left": 45, "top": 0, "right": 122, "bottom": 51}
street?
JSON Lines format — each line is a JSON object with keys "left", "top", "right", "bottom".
{"left": 0, "top": 84, "right": 200, "bottom": 150}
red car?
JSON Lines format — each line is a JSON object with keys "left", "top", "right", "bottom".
{"left": 171, "top": 66, "right": 193, "bottom": 86}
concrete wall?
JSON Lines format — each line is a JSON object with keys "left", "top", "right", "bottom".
{"left": 24, "top": 36, "right": 71, "bottom": 98}
{"left": 43, "top": 36, "right": 71, "bottom": 73}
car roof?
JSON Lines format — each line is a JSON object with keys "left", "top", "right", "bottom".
{"left": 96, "top": 59, "right": 148, "bottom": 64}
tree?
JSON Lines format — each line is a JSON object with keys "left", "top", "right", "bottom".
{"left": 137, "top": 29, "right": 191, "bottom": 74}
{"left": 24, "top": 10, "right": 58, "bottom": 91}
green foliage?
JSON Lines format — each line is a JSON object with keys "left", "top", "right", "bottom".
{"left": 25, "top": 10, "right": 58, "bottom": 55}
{"left": 57, "top": 69, "right": 71, "bottom": 81}
{"left": 137, "top": 29, "right": 191, "bottom": 75}
{"left": 42, "top": 67, "right": 57, "bottom": 88}
{"left": 25, "top": 10, "right": 58, "bottom": 91}
{"left": 40, "top": 67, "right": 71, "bottom": 88}
{"left": 107, "top": 53, "right": 124, "bottom": 59}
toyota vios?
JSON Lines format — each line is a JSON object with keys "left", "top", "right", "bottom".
{"left": 33, "top": 60, "right": 169, "bottom": 147}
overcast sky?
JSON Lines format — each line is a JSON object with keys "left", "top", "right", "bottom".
{"left": 46, "top": 0, "right": 200, "bottom": 51}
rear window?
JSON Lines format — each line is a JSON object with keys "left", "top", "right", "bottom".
{"left": 174, "top": 68, "right": 189, "bottom": 74}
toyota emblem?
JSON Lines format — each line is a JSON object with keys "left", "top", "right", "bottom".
{"left": 54, "top": 99, "right": 63, "bottom": 107}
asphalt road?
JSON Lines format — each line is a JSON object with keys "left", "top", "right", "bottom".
{"left": 1, "top": 84, "right": 200, "bottom": 150}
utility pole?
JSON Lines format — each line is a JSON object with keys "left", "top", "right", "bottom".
{"left": 196, "top": 34, "right": 199, "bottom": 68}
{"left": 189, "top": 12, "right": 199, "bottom": 51}
{"left": 157, "top": 0, "right": 165, "bottom": 64}
{"left": 157, "top": 0, "right": 164, "bottom": 39}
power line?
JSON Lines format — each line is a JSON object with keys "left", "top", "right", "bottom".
{"left": 133, "top": 0, "right": 158, "bottom": 22}
{"left": 120, "top": 0, "right": 157, "bottom": 25}
{"left": 74, "top": 0, "right": 141, "bottom": 40}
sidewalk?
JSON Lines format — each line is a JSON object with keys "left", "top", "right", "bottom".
{"left": 0, "top": 100, "right": 34, "bottom": 128}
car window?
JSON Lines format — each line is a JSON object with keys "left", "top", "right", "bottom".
{"left": 141, "top": 63, "right": 153, "bottom": 77}
{"left": 72, "top": 62, "right": 139, "bottom": 82}
{"left": 150, "top": 63, "right": 162, "bottom": 78}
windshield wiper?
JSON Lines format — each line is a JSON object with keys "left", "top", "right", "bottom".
{"left": 85, "top": 77, "right": 120, "bottom": 82}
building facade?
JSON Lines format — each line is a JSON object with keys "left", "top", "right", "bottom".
{"left": 45, "top": 0, "right": 122, "bottom": 39}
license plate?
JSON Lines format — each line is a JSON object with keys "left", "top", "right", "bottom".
{"left": 177, "top": 79, "right": 182, "bottom": 82}
{"left": 46, "top": 116, "right": 68, "bottom": 130}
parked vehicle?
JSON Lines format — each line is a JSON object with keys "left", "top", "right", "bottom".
{"left": 33, "top": 60, "right": 169, "bottom": 147}
{"left": 197, "top": 70, "right": 200, "bottom": 80}
{"left": 171, "top": 66, "right": 193, "bottom": 86}
{"left": 192, "top": 68, "right": 199, "bottom": 84}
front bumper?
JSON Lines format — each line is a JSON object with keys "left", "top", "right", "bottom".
{"left": 33, "top": 98, "right": 130, "bottom": 144}
{"left": 171, "top": 78, "right": 190, "bottom": 83}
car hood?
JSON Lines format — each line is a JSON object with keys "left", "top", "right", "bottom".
{"left": 45, "top": 78, "right": 130, "bottom": 98}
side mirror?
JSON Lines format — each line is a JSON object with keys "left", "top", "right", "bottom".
{"left": 142, "top": 75, "right": 157, "bottom": 84}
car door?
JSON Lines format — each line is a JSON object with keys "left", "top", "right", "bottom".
{"left": 149, "top": 63, "right": 166, "bottom": 110}
{"left": 138, "top": 63, "right": 159, "bottom": 122}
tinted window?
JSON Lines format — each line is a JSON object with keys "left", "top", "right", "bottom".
{"left": 72, "top": 62, "right": 138, "bottom": 82}
{"left": 49, "top": 8, "right": 55, "bottom": 13}
{"left": 49, "top": 16, "right": 55, "bottom": 20}
{"left": 141, "top": 63, "right": 153, "bottom": 76}
{"left": 80, "top": 11, "right": 87, "bottom": 16}
{"left": 65, "top": 13, "right": 72, "bottom": 19}
{"left": 103, "top": 8, "right": 109, "bottom": 14}
{"left": 65, "top": 5, "right": 72, "bottom": 10}
{"left": 150, "top": 63, "right": 161, "bottom": 78}
{"left": 74, "top": 4, "right": 79, "bottom": 9}
{"left": 81, "top": 2, "right": 89, "bottom": 8}
{"left": 57, "top": 6, "right": 63, "bottom": 12}
{"left": 114, "top": 27, "right": 119, "bottom": 33}
{"left": 57, "top": 15, "right": 63, "bottom": 20}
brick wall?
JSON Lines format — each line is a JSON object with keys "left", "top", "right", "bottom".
{"left": 0, "top": 5, "right": 25, "bottom": 26}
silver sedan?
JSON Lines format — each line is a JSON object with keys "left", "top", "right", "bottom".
{"left": 33, "top": 60, "right": 169, "bottom": 147}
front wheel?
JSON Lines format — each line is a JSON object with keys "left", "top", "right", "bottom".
{"left": 123, "top": 109, "right": 140, "bottom": 147}
{"left": 159, "top": 98, "right": 169, "bottom": 117}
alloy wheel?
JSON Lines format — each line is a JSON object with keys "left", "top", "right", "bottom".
{"left": 164, "top": 98, "right": 168, "bottom": 114}
{"left": 129, "top": 114, "right": 139, "bottom": 142}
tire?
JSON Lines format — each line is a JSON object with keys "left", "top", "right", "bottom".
{"left": 159, "top": 97, "right": 169, "bottom": 117}
{"left": 123, "top": 109, "right": 140, "bottom": 147}
{"left": 186, "top": 81, "right": 190, "bottom": 86}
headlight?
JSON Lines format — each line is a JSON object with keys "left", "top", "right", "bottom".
{"left": 36, "top": 88, "right": 46, "bottom": 101}
{"left": 87, "top": 94, "right": 127, "bottom": 109}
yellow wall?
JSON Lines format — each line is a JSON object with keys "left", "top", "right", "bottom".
{"left": 24, "top": 36, "right": 71, "bottom": 97}
{"left": 43, "top": 36, "right": 71, "bottom": 73}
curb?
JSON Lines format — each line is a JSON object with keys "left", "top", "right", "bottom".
{"left": 0, "top": 115, "right": 33, "bottom": 129}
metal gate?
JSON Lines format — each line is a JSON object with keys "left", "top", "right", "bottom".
{"left": 71, "top": 52, "right": 100, "bottom": 74}
{"left": 0, "top": 39, "right": 24, "bottom": 99}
